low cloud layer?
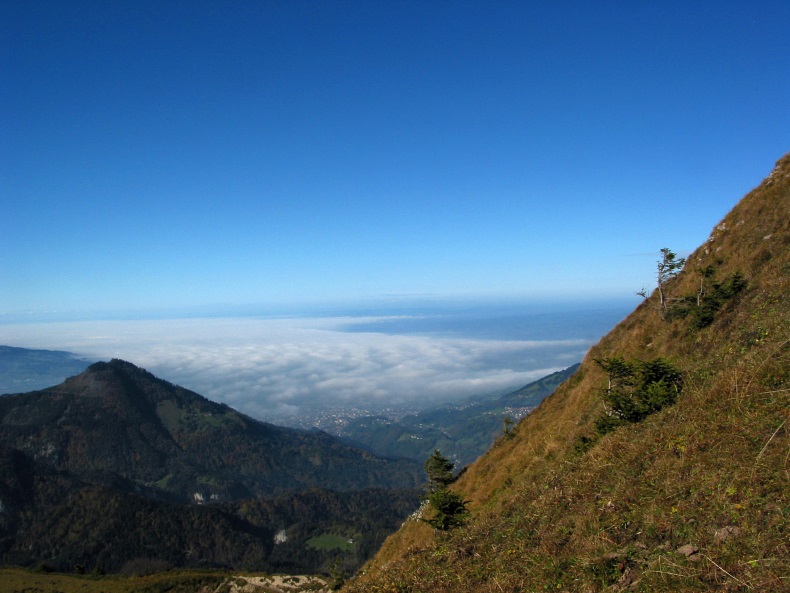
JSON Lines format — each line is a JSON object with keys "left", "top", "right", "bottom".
{"left": 2, "top": 316, "right": 594, "bottom": 422}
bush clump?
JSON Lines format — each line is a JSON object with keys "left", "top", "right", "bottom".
{"left": 422, "top": 450, "right": 469, "bottom": 530}
{"left": 594, "top": 356, "right": 683, "bottom": 434}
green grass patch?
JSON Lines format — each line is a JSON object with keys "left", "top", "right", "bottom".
{"left": 306, "top": 534, "right": 356, "bottom": 552}
{"left": 151, "top": 472, "right": 174, "bottom": 489}
{"left": 155, "top": 400, "right": 183, "bottom": 432}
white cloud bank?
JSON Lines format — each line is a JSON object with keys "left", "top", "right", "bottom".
{"left": 1, "top": 316, "right": 593, "bottom": 422}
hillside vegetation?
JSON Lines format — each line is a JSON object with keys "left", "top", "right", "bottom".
{"left": 344, "top": 153, "right": 789, "bottom": 592}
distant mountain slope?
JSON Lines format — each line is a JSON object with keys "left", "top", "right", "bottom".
{"left": 497, "top": 364, "right": 581, "bottom": 407}
{"left": 341, "top": 364, "right": 579, "bottom": 467}
{"left": 345, "top": 154, "right": 789, "bottom": 593}
{"left": 0, "top": 359, "right": 422, "bottom": 502}
{"left": 0, "top": 346, "right": 93, "bottom": 395}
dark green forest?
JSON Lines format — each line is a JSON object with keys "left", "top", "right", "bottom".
{"left": 0, "top": 445, "right": 418, "bottom": 575}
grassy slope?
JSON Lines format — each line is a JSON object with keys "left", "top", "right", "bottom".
{"left": 344, "top": 153, "right": 789, "bottom": 592}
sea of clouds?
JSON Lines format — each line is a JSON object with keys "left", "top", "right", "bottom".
{"left": 0, "top": 304, "right": 629, "bottom": 423}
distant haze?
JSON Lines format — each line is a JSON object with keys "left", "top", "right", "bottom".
{"left": 0, "top": 299, "right": 631, "bottom": 423}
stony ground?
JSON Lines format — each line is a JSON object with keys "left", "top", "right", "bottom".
{"left": 213, "top": 574, "right": 330, "bottom": 593}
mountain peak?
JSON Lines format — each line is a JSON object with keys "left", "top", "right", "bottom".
{"left": 1, "top": 361, "right": 423, "bottom": 503}
{"left": 88, "top": 358, "right": 144, "bottom": 373}
{"left": 81, "top": 358, "right": 168, "bottom": 389}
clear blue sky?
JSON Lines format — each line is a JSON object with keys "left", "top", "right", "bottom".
{"left": 3, "top": 1, "right": 789, "bottom": 319}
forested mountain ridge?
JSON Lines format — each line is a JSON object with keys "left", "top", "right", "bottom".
{"left": 0, "top": 358, "right": 422, "bottom": 502}
{"left": 0, "top": 359, "right": 424, "bottom": 574}
{"left": 344, "top": 155, "right": 789, "bottom": 592}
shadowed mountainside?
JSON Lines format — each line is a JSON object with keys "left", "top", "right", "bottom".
{"left": 0, "top": 360, "right": 424, "bottom": 574}
{"left": 0, "top": 445, "right": 418, "bottom": 574}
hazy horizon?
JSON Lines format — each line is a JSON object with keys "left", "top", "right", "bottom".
{"left": 0, "top": 297, "right": 632, "bottom": 424}
{"left": 3, "top": 3, "right": 788, "bottom": 424}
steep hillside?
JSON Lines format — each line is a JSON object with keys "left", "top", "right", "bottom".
{"left": 0, "top": 359, "right": 422, "bottom": 501}
{"left": 342, "top": 365, "right": 579, "bottom": 467}
{"left": 345, "top": 153, "right": 789, "bottom": 592}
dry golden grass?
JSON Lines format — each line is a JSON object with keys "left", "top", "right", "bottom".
{"left": 344, "top": 154, "right": 789, "bottom": 593}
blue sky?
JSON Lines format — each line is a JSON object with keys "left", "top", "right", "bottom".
{"left": 2, "top": 1, "right": 789, "bottom": 318}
